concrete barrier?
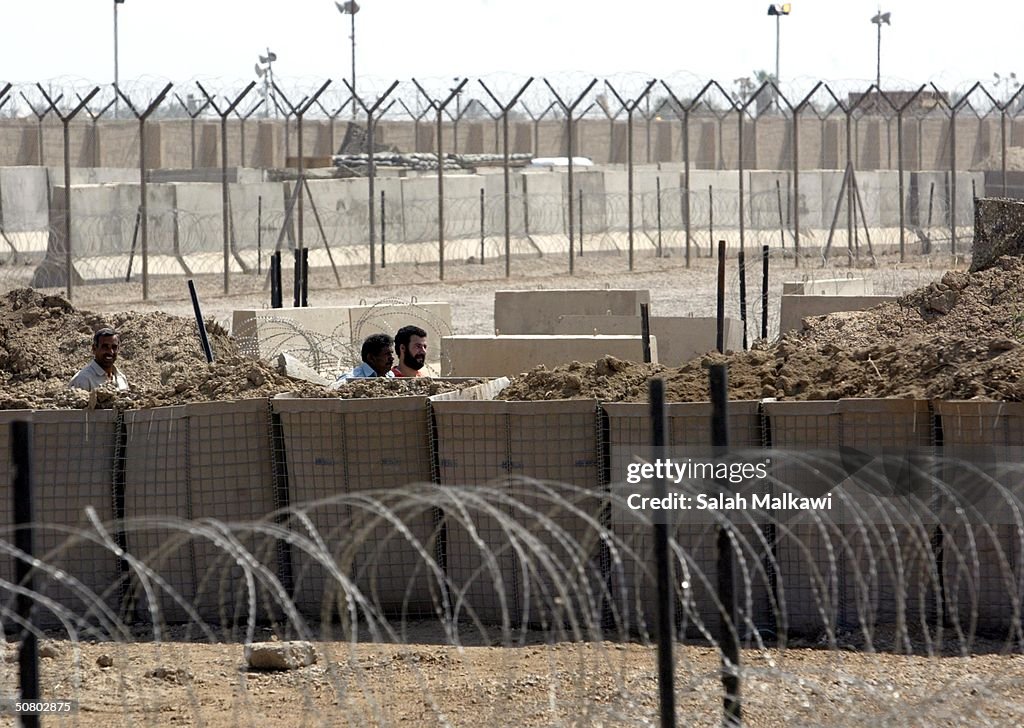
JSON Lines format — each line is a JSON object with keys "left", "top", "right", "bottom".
{"left": 779, "top": 294, "right": 897, "bottom": 334}
{"left": 494, "top": 288, "right": 650, "bottom": 335}
{"left": 442, "top": 334, "right": 657, "bottom": 377}
{"left": 231, "top": 306, "right": 354, "bottom": 366}
{"left": 781, "top": 278, "right": 874, "bottom": 296}
{"left": 552, "top": 315, "right": 743, "bottom": 364}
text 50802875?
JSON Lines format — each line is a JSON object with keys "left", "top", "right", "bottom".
{"left": 0, "top": 699, "right": 77, "bottom": 714}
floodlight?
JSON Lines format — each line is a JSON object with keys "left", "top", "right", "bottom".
{"left": 336, "top": 1, "right": 360, "bottom": 14}
{"left": 871, "top": 11, "right": 891, "bottom": 25}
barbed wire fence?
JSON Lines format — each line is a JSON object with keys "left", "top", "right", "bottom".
{"left": 0, "top": 75, "right": 1022, "bottom": 303}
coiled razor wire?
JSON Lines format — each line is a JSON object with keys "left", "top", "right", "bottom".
{"left": 0, "top": 470, "right": 1022, "bottom": 724}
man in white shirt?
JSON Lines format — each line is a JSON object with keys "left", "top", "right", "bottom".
{"left": 332, "top": 333, "right": 396, "bottom": 387}
{"left": 69, "top": 328, "right": 129, "bottom": 392}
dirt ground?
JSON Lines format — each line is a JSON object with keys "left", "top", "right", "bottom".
{"left": 4, "top": 624, "right": 1023, "bottom": 727}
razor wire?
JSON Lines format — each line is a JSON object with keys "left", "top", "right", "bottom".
{"left": 0, "top": 468, "right": 1022, "bottom": 725}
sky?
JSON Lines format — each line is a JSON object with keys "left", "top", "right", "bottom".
{"left": 2, "top": 1, "right": 1021, "bottom": 102}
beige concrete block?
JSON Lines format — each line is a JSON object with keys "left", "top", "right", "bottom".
{"left": 494, "top": 289, "right": 650, "bottom": 335}
{"left": 442, "top": 334, "right": 657, "bottom": 377}
{"left": 553, "top": 315, "right": 743, "bottom": 365}
{"left": 779, "top": 294, "right": 897, "bottom": 334}
{"left": 232, "top": 306, "right": 354, "bottom": 363}
{"left": 782, "top": 278, "right": 874, "bottom": 296}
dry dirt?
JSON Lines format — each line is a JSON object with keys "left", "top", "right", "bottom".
{"left": 6, "top": 627, "right": 1024, "bottom": 727}
{"left": 498, "top": 256, "right": 1024, "bottom": 402}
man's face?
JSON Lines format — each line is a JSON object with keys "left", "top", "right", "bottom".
{"left": 93, "top": 334, "right": 119, "bottom": 371}
{"left": 366, "top": 345, "right": 394, "bottom": 376}
{"left": 401, "top": 335, "right": 428, "bottom": 371}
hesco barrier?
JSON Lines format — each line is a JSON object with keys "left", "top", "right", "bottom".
{"left": 0, "top": 395, "right": 1021, "bottom": 637}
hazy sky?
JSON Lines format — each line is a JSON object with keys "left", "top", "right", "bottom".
{"left": 2, "top": 1, "right": 1019, "bottom": 97}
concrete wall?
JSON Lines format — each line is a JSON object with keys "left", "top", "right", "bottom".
{"left": 779, "top": 294, "right": 898, "bottom": 334}
{"left": 442, "top": 334, "right": 657, "bottom": 376}
{"left": 552, "top": 315, "right": 743, "bottom": 363}
{"left": 494, "top": 289, "right": 650, "bottom": 335}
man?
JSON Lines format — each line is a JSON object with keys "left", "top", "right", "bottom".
{"left": 333, "top": 333, "right": 396, "bottom": 385}
{"left": 70, "top": 327, "right": 129, "bottom": 392}
{"left": 392, "top": 325, "right": 428, "bottom": 378}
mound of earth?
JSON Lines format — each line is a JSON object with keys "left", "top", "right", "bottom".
{"left": 499, "top": 256, "right": 1024, "bottom": 402}
{"left": 0, "top": 289, "right": 476, "bottom": 409}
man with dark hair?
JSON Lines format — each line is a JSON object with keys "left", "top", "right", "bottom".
{"left": 392, "top": 325, "right": 428, "bottom": 378}
{"left": 70, "top": 327, "right": 129, "bottom": 391}
{"left": 333, "top": 332, "right": 396, "bottom": 385}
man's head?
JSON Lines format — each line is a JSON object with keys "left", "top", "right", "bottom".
{"left": 92, "top": 327, "right": 120, "bottom": 373}
{"left": 360, "top": 333, "right": 394, "bottom": 376}
{"left": 394, "top": 325, "right": 428, "bottom": 372}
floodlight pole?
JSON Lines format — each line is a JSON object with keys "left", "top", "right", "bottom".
{"left": 480, "top": 77, "right": 534, "bottom": 278}
{"left": 114, "top": 0, "right": 123, "bottom": 118}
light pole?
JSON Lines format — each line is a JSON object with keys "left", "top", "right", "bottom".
{"left": 335, "top": 1, "right": 360, "bottom": 118}
{"left": 255, "top": 50, "right": 277, "bottom": 118}
{"left": 766, "top": 4, "right": 791, "bottom": 86}
{"left": 113, "top": 0, "right": 125, "bottom": 118}
{"left": 871, "top": 10, "right": 891, "bottom": 90}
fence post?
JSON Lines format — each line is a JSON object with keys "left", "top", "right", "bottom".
{"left": 648, "top": 378, "right": 675, "bottom": 728}
{"left": 12, "top": 420, "right": 40, "bottom": 728}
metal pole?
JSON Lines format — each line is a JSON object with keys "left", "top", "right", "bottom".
{"left": 656, "top": 176, "right": 663, "bottom": 258}
{"left": 350, "top": 11, "right": 358, "bottom": 118}
{"left": 1002, "top": 109, "right": 1008, "bottom": 197}
{"left": 627, "top": 107, "right": 635, "bottom": 270}
{"left": 761, "top": 244, "right": 769, "bottom": 340}
{"left": 437, "top": 106, "right": 445, "bottom": 280}
{"left": 710, "top": 364, "right": 741, "bottom": 727}
{"left": 709, "top": 185, "right": 715, "bottom": 257}
{"left": 479, "top": 187, "right": 485, "bottom": 264}
{"left": 649, "top": 378, "right": 676, "bottom": 728}
{"left": 114, "top": 0, "right": 120, "bottom": 119}
{"left": 897, "top": 110, "right": 906, "bottom": 262}
{"left": 793, "top": 106, "right": 800, "bottom": 266}
{"left": 640, "top": 302, "right": 652, "bottom": 364}
{"left": 950, "top": 106, "right": 958, "bottom": 258}
{"left": 775, "top": 14, "right": 781, "bottom": 87}
{"left": 188, "top": 279, "right": 215, "bottom": 363}
{"left": 368, "top": 110, "right": 376, "bottom": 283}
{"left": 738, "top": 249, "right": 748, "bottom": 350}
{"left": 257, "top": 195, "right": 263, "bottom": 275}
{"left": 717, "top": 240, "right": 726, "bottom": 353}
{"left": 221, "top": 115, "right": 230, "bottom": 293}
{"left": 568, "top": 115, "right": 575, "bottom": 275}
{"left": 579, "top": 188, "right": 584, "bottom": 256}
{"left": 381, "top": 189, "right": 386, "bottom": 269}
{"left": 738, "top": 108, "right": 746, "bottom": 256}
{"left": 504, "top": 113, "right": 511, "bottom": 276}
{"left": 63, "top": 118, "right": 73, "bottom": 301}
{"left": 12, "top": 420, "right": 40, "bottom": 728}
{"left": 684, "top": 109, "right": 692, "bottom": 267}
{"left": 876, "top": 20, "right": 882, "bottom": 91}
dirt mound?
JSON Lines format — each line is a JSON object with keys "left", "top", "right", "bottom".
{"left": 499, "top": 256, "right": 1024, "bottom": 402}
{"left": 0, "top": 289, "right": 478, "bottom": 410}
